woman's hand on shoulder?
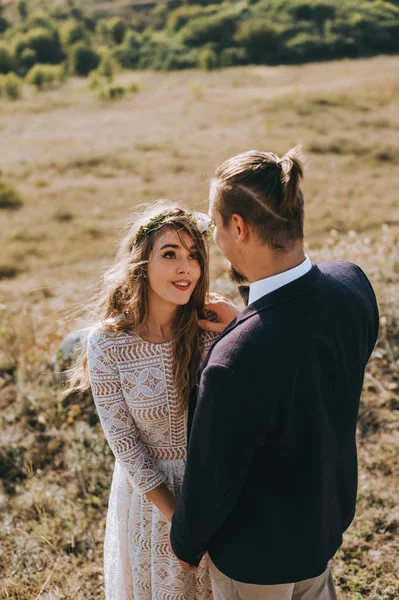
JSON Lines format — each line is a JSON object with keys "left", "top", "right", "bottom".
{"left": 199, "top": 292, "right": 241, "bottom": 334}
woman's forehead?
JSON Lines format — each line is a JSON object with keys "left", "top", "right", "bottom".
{"left": 155, "top": 228, "right": 195, "bottom": 250}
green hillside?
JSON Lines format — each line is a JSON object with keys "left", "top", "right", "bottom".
{"left": 1, "top": 0, "right": 399, "bottom": 80}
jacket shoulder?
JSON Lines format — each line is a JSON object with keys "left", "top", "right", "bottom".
{"left": 318, "top": 260, "right": 371, "bottom": 283}
{"left": 317, "top": 261, "right": 376, "bottom": 299}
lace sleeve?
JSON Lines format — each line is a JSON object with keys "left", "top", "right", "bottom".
{"left": 87, "top": 329, "right": 166, "bottom": 494}
{"left": 202, "top": 330, "right": 219, "bottom": 357}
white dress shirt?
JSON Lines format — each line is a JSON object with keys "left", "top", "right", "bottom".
{"left": 248, "top": 255, "right": 312, "bottom": 305}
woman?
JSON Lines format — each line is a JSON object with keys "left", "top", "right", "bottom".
{"left": 68, "top": 201, "right": 226, "bottom": 600}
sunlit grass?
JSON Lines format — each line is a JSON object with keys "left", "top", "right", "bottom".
{"left": 0, "top": 56, "right": 398, "bottom": 599}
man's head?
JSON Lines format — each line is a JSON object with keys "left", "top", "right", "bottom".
{"left": 209, "top": 146, "right": 305, "bottom": 283}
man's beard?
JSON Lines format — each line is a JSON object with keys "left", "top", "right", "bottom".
{"left": 229, "top": 265, "right": 248, "bottom": 285}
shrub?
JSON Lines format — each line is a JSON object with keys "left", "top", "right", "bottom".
{"left": 234, "top": 20, "right": 283, "bottom": 64}
{"left": 60, "top": 19, "right": 88, "bottom": 47}
{"left": 183, "top": 0, "right": 223, "bottom": 5}
{"left": 137, "top": 32, "right": 175, "bottom": 70}
{"left": 112, "top": 31, "right": 142, "bottom": 69}
{"left": 291, "top": 1, "right": 336, "bottom": 35}
{"left": 95, "top": 19, "right": 108, "bottom": 42}
{"left": 219, "top": 47, "right": 247, "bottom": 67}
{"left": 347, "top": 11, "right": 399, "bottom": 54}
{"left": 16, "top": 27, "right": 64, "bottom": 66}
{"left": 18, "top": 48, "right": 37, "bottom": 73}
{"left": 3, "top": 73, "right": 23, "bottom": 100}
{"left": 198, "top": 48, "right": 218, "bottom": 70}
{"left": 285, "top": 32, "right": 330, "bottom": 62}
{"left": 26, "top": 64, "right": 64, "bottom": 90}
{"left": 0, "top": 181, "right": 23, "bottom": 209}
{"left": 148, "top": 2, "right": 169, "bottom": 30}
{"left": 138, "top": 31, "right": 197, "bottom": 70}
{"left": 108, "top": 17, "right": 128, "bottom": 45}
{"left": 178, "top": 11, "right": 238, "bottom": 48}
{"left": 18, "top": 0, "right": 28, "bottom": 21}
{"left": 161, "top": 48, "right": 198, "bottom": 71}
{"left": 128, "top": 81, "right": 140, "bottom": 93}
{"left": 25, "top": 11, "right": 55, "bottom": 31}
{"left": 166, "top": 5, "right": 208, "bottom": 32}
{"left": 0, "top": 43, "right": 14, "bottom": 74}
{"left": 99, "top": 84, "right": 126, "bottom": 100}
{"left": 0, "top": 265, "right": 20, "bottom": 280}
{"left": 87, "top": 70, "right": 103, "bottom": 90}
{"left": 96, "top": 51, "right": 119, "bottom": 83}
{"left": 97, "top": 81, "right": 139, "bottom": 100}
{"left": 69, "top": 43, "right": 99, "bottom": 76}
{"left": 0, "top": 15, "right": 10, "bottom": 34}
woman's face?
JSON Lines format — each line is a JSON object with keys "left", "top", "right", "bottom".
{"left": 147, "top": 228, "right": 202, "bottom": 308}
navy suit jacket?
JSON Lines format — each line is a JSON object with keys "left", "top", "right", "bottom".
{"left": 170, "top": 262, "right": 379, "bottom": 585}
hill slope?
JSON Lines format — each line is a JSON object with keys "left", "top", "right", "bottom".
{"left": 0, "top": 56, "right": 398, "bottom": 599}
{"left": 1, "top": 0, "right": 399, "bottom": 73}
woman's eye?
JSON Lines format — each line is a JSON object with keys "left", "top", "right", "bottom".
{"left": 189, "top": 253, "right": 200, "bottom": 261}
{"left": 163, "top": 252, "right": 176, "bottom": 259}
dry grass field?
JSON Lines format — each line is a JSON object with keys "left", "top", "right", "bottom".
{"left": 0, "top": 55, "right": 398, "bottom": 599}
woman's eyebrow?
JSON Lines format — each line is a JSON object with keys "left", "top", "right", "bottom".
{"left": 160, "top": 244, "right": 179, "bottom": 250}
{"left": 160, "top": 244, "right": 197, "bottom": 250}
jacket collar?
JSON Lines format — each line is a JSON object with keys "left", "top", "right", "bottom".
{"left": 196, "top": 264, "right": 321, "bottom": 381}
{"left": 216, "top": 264, "right": 321, "bottom": 344}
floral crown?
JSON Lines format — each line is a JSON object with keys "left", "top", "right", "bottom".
{"left": 132, "top": 211, "right": 214, "bottom": 247}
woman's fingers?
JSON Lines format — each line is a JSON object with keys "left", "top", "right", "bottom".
{"left": 205, "top": 299, "right": 241, "bottom": 322}
{"left": 198, "top": 320, "right": 226, "bottom": 334}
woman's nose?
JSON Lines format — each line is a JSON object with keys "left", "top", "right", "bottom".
{"left": 177, "top": 259, "right": 190, "bottom": 274}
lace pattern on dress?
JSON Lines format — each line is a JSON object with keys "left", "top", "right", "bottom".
{"left": 87, "top": 324, "right": 218, "bottom": 600}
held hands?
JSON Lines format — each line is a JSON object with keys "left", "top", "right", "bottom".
{"left": 199, "top": 292, "right": 241, "bottom": 334}
{"left": 161, "top": 493, "right": 196, "bottom": 571}
{"left": 168, "top": 532, "right": 196, "bottom": 571}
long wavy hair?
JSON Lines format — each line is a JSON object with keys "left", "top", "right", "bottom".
{"left": 67, "top": 200, "right": 210, "bottom": 411}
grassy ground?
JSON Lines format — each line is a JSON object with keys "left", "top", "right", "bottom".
{"left": 0, "top": 56, "right": 398, "bottom": 599}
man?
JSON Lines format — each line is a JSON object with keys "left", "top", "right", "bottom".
{"left": 170, "top": 147, "right": 379, "bottom": 599}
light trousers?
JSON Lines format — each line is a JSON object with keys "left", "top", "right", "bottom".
{"left": 210, "top": 561, "right": 338, "bottom": 600}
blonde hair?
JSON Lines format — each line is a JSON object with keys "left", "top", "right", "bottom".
{"left": 211, "top": 145, "right": 305, "bottom": 250}
{"left": 67, "top": 200, "right": 210, "bottom": 411}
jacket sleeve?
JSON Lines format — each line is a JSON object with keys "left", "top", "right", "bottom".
{"left": 170, "top": 362, "right": 266, "bottom": 565}
{"left": 87, "top": 329, "right": 166, "bottom": 494}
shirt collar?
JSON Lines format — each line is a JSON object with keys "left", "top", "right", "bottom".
{"left": 248, "top": 255, "right": 312, "bottom": 305}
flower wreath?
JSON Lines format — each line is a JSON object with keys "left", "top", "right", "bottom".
{"left": 133, "top": 211, "right": 214, "bottom": 247}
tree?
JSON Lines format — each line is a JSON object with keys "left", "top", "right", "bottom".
{"left": 108, "top": 17, "right": 128, "bottom": 45}
{"left": 178, "top": 12, "right": 238, "bottom": 49}
{"left": 26, "top": 11, "right": 55, "bottom": 31}
{"left": 234, "top": 20, "right": 282, "bottom": 64}
{"left": 166, "top": 5, "right": 206, "bottom": 32}
{"left": 69, "top": 43, "right": 99, "bottom": 76}
{"left": 112, "top": 31, "right": 142, "bottom": 69}
{"left": 21, "top": 27, "right": 64, "bottom": 65}
{"left": 95, "top": 19, "right": 108, "bottom": 43}
{"left": 0, "top": 44, "right": 14, "bottom": 74}
{"left": 60, "top": 19, "right": 88, "bottom": 46}
{"left": 0, "top": 5, "right": 10, "bottom": 34}
{"left": 293, "top": 2, "right": 336, "bottom": 36}
{"left": 18, "top": 0, "right": 28, "bottom": 20}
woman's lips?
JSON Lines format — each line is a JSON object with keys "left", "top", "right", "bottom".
{"left": 172, "top": 281, "right": 191, "bottom": 291}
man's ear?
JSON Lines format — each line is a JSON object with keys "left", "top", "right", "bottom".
{"left": 231, "top": 214, "right": 250, "bottom": 242}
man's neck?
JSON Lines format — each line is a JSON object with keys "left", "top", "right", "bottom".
{"left": 246, "top": 244, "right": 306, "bottom": 285}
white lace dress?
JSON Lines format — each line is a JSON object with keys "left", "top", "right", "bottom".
{"left": 87, "top": 325, "right": 218, "bottom": 600}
